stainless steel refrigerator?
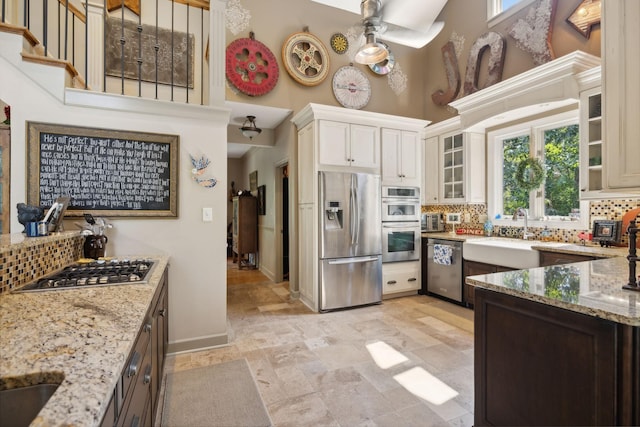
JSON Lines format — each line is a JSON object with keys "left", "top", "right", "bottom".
{"left": 318, "top": 171, "right": 382, "bottom": 312}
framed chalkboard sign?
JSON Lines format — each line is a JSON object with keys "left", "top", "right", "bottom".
{"left": 27, "top": 122, "right": 179, "bottom": 217}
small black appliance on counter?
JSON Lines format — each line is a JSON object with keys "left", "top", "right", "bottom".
{"left": 592, "top": 220, "right": 622, "bottom": 247}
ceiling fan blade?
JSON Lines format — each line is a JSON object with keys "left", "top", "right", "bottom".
{"left": 309, "top": 0, "right": 360, "bottom": 15}
{"left": 379, "top": 0, "right": 447, "bottom": 32}
{"left": 379, "top": 21, "right": 445, "bottom": 49}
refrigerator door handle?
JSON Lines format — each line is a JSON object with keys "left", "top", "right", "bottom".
{"left": 328, "top": 256, "right": 379, "bottom": 265}
{"left": 352, "top": 175, "right": 360, "bottom": 245}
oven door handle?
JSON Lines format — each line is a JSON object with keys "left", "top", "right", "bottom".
{"left": 383, "top": 224, "right": 420, "bottom": 229}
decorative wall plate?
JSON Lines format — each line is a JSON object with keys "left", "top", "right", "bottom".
{"left": 332, "top": 65, "right": 371, "bottom": 109}
{"left": 226, "top": 35, "right": 279, "bottom": 96}
{"left": 330, "top": 33, "right": 349, "bottom": 54}
{"left": 282, "top": 31, "right": 330, "bottom": 86}
{"left": 368, "top": 43, "right": 395, "bottom": 75}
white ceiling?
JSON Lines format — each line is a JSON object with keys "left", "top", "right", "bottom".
{"left": 310, "top": 0, "right": 448, "bottom": 48}
{"left": 226, "top": 101, "right": 292, "bottom": 158}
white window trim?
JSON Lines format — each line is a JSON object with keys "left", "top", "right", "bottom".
{"left": 487, "top": 0, "right": 538, "bottom": 28}
{"left": 487, "top": 110, "right": 590, "bottom": 231}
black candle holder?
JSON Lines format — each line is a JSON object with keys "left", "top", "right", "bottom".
{"left": 622, "top": 219, "right": 639, "bottom": 291}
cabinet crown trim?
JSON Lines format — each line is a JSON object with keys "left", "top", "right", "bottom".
{"left": 449, "top": 51, "right": 600, "bottom": 131}
{"left": 291, "top": 103, "right": 430, "bottom": 131}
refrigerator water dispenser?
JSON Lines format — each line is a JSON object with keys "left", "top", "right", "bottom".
{"left": 325, "top": 201, "right": 343, "bottom": 229}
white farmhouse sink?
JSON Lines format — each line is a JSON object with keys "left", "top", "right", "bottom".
{"left": 463, "top": 238, "right": 565, "bottom": 269}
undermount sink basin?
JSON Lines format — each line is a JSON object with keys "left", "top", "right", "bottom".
{"left": 463, "top": 238, "right": 565, "bottom": 270}
{"left": 0, "top": 383, "right": 60, "bottom": 427}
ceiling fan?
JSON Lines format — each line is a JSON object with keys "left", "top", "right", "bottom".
{"left": 311, "top": 0, "right": 447, "bottom": 50}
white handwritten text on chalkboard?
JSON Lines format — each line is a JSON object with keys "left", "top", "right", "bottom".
{"left": 38, "top": 133, "right": 172, "bottom": 211}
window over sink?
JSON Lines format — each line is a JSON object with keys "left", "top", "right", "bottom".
{"left": 487, "top": 110, "right": 589, "bottom": 230}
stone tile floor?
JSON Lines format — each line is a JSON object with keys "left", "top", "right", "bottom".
{"left": 161, "top": 262, "right": 475, "bottom": 426}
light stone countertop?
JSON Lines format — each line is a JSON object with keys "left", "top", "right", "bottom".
{"left": 422, "top": 232, "right": 631, "bottom": 258}
{"left": 0, "top": 256, "right": 169, "bottom": 427}
{"left": 466, "top": 256, "right": 640, "bottom": 326}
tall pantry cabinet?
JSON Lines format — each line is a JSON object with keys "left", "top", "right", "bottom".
{"left": 232, "top": 195, "right": 258, "bottom": 269}
{"left": 602, "top": 1, "right": 640, "bottom": 191}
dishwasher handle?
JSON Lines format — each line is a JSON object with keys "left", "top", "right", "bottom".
{"left": 426, "top": 243, "right": 462, "bottom": 251}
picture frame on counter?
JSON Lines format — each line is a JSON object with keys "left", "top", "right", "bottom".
{"left": 26, "top": 121, "right": 179, "bottom": 217}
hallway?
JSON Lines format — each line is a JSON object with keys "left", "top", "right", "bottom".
{"left": 163, "top": 262, "right": 475, "bottom": 426}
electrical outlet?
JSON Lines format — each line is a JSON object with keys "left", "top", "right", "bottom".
{"left": 464, "top": 213, "right": 471, "bottom": 223}
{"left": 202, "top": 207, "right": 213, "bottom": 222}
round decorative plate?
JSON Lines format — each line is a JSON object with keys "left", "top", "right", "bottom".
{"left": 226, "top": 36, "right": 279, "bottom": 96}
{"left": 282, "top": 32, "right": 330, "bottom": 86}
{"left": 330, "top": 33, "right": 349, "bottom": 54}
{"left": 332, "top": 65, "right": 371, "bottom": 109}
{"left": 368, "top": 42, "right": 395, "bottom": 75}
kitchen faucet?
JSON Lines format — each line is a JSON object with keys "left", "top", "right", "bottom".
{"left": 513, "top": 207, "right": 535, "bottom": 240}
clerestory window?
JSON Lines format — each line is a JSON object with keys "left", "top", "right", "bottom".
{"left": 487, "top": 0, "right": 537, "bottom": 27}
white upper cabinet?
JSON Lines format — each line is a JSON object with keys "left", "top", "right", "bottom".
{"left": 602, "top": 1, "right": 640, "bottom": 192}
{"left": 318, "top": 120, "right": 379, "bottom": 169}
{"left": 381, "top": 128, "right": 421, "bottom": 186}
{"left": 439, "top": 131, "right": 485, "bottom": 204}
{"left": 422, "top": 136, "right": 439, "bottom": 204}
{"left": 578, "top": 79, "right": 605, "bottom": 199}
{"left": 424, "top": 117, "right": 485, "bottom": 205}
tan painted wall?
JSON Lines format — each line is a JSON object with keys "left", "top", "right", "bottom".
{"left": 423, "top": 0, "right": 601, "bottom": 123}
{"left": 224, "top": 0, "right": 428, "bottom": 120}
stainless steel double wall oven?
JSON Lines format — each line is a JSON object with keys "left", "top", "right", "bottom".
{"left": 381, "top": 186, "right": 421, "bottom": 263}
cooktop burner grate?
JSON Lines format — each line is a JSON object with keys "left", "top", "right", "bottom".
{"left": 17, "top": 259, "right": 155, "bottom": 292}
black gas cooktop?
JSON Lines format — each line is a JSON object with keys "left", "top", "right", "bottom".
{"left": 17, "top": 259, "right": 155, "bottom": 292}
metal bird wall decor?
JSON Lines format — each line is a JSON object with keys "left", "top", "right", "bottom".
{"left": 190, "top": 154, "right": 218, "bottom": 188}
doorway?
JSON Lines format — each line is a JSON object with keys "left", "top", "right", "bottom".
{"left": 275, "top": 162, "right": 289, "bottom": 283}
{"left": 282, "top": 165, "right": 289, "bottom": 280}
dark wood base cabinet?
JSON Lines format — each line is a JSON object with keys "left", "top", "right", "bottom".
{"left": 474, "top": 287, "right": 639, "bottom": 426}
{"left": 101, "top": 268, "right": 168, "bottom": 427}
{"left": 463, "top": 260, "right": 514, "bottom": 308}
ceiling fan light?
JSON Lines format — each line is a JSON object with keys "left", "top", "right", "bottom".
{"left": 240, "top": 115, "right": 262, "bottom": 140}
{"left": 355, "top": 38, "right": 388, "bottom": 65}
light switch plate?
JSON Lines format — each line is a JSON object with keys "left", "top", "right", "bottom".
{"left": 202, "top": 207, "right": 213, "bottom": 222}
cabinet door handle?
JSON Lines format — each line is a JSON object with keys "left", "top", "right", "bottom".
{"left": 143, "top": 365, "right": 152, "bottom": 385}
{"left": 159, "top": 309, "right": 166, "bottom": 317}
{"left": 387, "top": 280, "right": 397, "bottom": 285}
{"left": 143, "top": 322, "right": 152, "bottom": 333}
{"left": 408, "top": 277, "right": 417, "bottom": 282}
{"left": 127, "top": 352, "right": 141, "bottom": 377}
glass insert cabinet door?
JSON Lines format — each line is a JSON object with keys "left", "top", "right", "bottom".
{"left": 443, "top": 133, "right": 464, "bottom": 200}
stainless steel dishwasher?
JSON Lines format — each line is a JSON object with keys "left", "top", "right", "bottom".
{"left": 426, "top": 238, "right": 463, "bottom": 302}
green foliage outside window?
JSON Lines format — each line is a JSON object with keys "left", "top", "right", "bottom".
{"left": 543, "top": 124, "right": 580, "bottom": 216}
{"left": 503, "top": 135, "right": 530, "bottom": 215}
{"left": 502, "top": 124, "right": 579, "bottom": 218}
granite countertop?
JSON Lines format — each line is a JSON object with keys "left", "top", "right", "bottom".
{"left": 466, "top": 256, "right": 640, "bottom": 326}
{"left": 422, "top": 232, "right": 631, "bottom": 258}
{"left": 530, "top": 242, "right": 629, "bottom": 258}
{"left": 421, "top": 231, "right": 473, "bottom": 242}
{"left": 0, "top": 256, "right": 169, "bottom": 427}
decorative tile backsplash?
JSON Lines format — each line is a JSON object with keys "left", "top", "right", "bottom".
{"left": 423, "top": 199, "right": 640, "bottom": 244}
{"left": 0, "top": 232, "right": 84, "bottom": 294}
